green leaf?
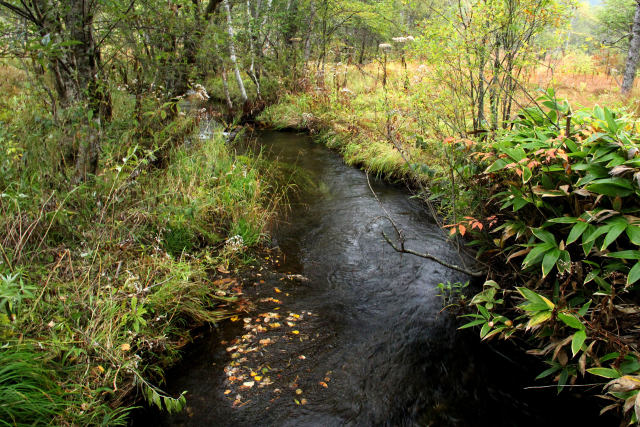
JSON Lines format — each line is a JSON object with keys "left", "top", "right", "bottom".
{"left": 536, "top": 364, "right": 561, "bottom": 380}
{"left": 567, "top": 221, "right": 589, "bottom": 245}
{"left": 601, "top": 217, "right": 628, "bottom": 250}
{"left": 486, "top": 158, "right": 508, "bottom": 173}
{"left": 557, "top": 368, "right": 568, "bottom": 394}
{"left": 578, "top": 300, "right": 592, "bottom": 317}
{"left": 527, "top": 310, "right": 552, "bottom": 328}
{"left": 586, "top": 178, "right": 634, "bottom": 197}
{"left": 571, "top": 330, "right": 586, "bottom": 357}
{"left": 603, "top": 107, "right": 619, "bottom": 133}
{"left": 458, "top": 319, "right": 486, "bottom": 329}
{"left": 542, "top": 248, "right": 560, "bottom": 277}
{"left": 517, "top": 287, "right": 555, "bottom": 311}
{"left": 532, "top": 228, "right": 556, "bottom": 245}
{"left": 626, "top": 225, "right": 640, "bottom": 245}
{"left": 587, "top": 367, "right": 621, "bottom": 379}
{"left": 522, "top": 166, "right": 532, "bottom": 184}
{"left": 477, "top": 304, "right": 490, "bottom": 320}
{"left": 480, "top": 322, "right": 492, "bottom": 338}
{"left": 627, "top": 262, "right": 640, "bottom": 286}
{"left": 522, "top": 242, "right": 555, "bottom": 269}
{"left": 607, "top": 250, "right": 640, "bottom": 260}
{"left": 583, "top": 223, "right": 611, "bottom": 244}
{"left": 558, "top": 312, "right": 584, "bottom": 330}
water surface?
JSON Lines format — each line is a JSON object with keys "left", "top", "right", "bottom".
{"left": 136, "top": 130, "right": 612, "bottom": 426}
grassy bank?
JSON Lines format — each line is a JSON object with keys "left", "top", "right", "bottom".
{"left": 0, "top": 65, "right": 282, "bottom": 424}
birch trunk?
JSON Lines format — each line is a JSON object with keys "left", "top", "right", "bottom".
{"left": 245, "top": 0, "right": 261, "bottom": 98}
{"left": 622, "top": 1, "right": 640, "bottom": 95}
{"left": 223, "top": 0, "right": 248, "bottom": 104}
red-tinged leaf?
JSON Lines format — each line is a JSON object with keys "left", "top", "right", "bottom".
{"left": 459, "top": 225, "right": 467, "bottom": 236}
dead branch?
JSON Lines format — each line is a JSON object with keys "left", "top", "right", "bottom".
{"left": 365, "top": 171, "right": 486, "bottom": 277}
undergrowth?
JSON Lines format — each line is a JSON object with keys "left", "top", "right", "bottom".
{"left": 0, "top": 66, "right": 281, "bottom": 424}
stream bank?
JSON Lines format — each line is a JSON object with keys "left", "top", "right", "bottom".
{"left": 133, "top": 130, "right": 614, "bottom": 426}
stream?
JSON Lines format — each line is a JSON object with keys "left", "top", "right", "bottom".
{"left": 135, "top": 130, "right": 613, "bottom": 426}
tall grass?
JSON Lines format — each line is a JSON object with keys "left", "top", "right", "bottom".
{"left": 0, "top": 62, "right": 284, "bottom": 424}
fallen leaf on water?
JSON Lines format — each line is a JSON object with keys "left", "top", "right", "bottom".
{"left": 294, "top": 399, "right": 300, "bottom": 405}
{"left": 270, "top": 322, "right": 281, "bottom": 328}
{"left": 250, "top": 371, "right": 257, "bottom": 377}
{"left": 290, "top": 313, "right": 300, "bottom": 319}
{"left": 259, "top": 338, "right": 272, "bottom": 345}
{"left": 319, "top": 381, "right": 328, "bottom": 388}
{"left": 324, "top": 377, "right": 331, "bottom": 382}
{"left": 254, "top": 376, "right": 262, "bottom": 381}
{"left": 295, "top": 389, "right": 303, "bottom": 395}
{"left": 242, "top": 381, "right": 255, "bottom": 388}
{"left": 301, "top": 399, "right": 308, "bottom": 405}
{"left": 291, "top": 330, "right": 300, "bottom": 335}
{"left": 243, "top": 318, "right": 252, "bottom": 323}
{"left": 230, "top": 315, "right": 239, "bottom": 322}
{"left": 287, "top": 322, "right": 296, "bottom": 327}
{"left": 298, "top": 355, "right": 306, "bottom": 360}
{"left": 274, "top": 287, "right": 281, "bottom": 293}
{"left": 224, "top": 390, "right": 232, "bottom": 395}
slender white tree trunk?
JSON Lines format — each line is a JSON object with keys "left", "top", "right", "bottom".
{"left": 223, "top": 0, "right": 248, "bottom": 104}
{"left": 245, "top": 0, "right": 261, "bottom": 98}
{"left": 622, "top": 1, "right": 640, "bottom": 94}
{"left": 221, "top": 65, "right": 233, "bottom": 110}
{"left": 260, "top": 0, "right": 273, "bottom": 49}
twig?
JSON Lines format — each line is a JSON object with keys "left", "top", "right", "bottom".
{"left": 382, "top": 230, "right": 485, "bottom": 277}
{"left": 366, "top": 171, "right": 485, "bottom": 277}
{"left": 523, "top": 383, "right": 605, "bottom": 390}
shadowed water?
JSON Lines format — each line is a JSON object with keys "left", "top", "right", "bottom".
{"left": 134, "top": 130, "right": 613, "bottom": 427}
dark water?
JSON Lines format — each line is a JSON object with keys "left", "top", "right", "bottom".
{"left": 135, "top": 131, "right": 614, "bottom": 426}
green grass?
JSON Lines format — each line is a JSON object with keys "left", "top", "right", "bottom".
{"left": 0, "top": 65, "right": 285, "bottom": 424}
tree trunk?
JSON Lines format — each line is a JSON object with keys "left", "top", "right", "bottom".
{"left": 622, "top": 1, "right": 640, "bottom": 95}
{"left": 245, "top": 0, "right": 261, "bottom": 98}
{"left": 223, "top": 0, "right": 249, "bottom": 104}
{"left": 64, "top": 0, "right": 105, "bottom": 180}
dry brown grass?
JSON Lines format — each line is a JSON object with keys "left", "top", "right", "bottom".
{"left": 527, "top": 69, "right": 640, "bottom": 113}
{"left": 0, "top": 63, "right": 25, "bottom": 98}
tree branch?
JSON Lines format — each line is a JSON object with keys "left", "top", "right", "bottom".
{"left": 382, "top": 231, "right": 486, "bottom": 277}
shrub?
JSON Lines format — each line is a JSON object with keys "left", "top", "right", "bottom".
{"left": 463, "top": 89, "right": 640, "bottom": 422}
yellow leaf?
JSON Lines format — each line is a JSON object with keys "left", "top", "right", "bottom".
{"left": 120, "top": 343, "right": 131, "bottom": 352}
{"left": 224, "top": 389, "right": 232, "bottom": 395}
{"left": 230, "top": 315, "right": 239, "bottom": 322}
{"left": 292, "top": 330, "right": 300, "bottom": 335}
{"left": 254, "top": 376, "right": 262, "bottom": 381}
{"left": 274, "top": 287, "right": 282, "bottom": 293}
{"left": 295, "top": 389, "right": 303, "bottom": 395}
{"left": 97, "top": 365, "right": 105, "bottom": 373}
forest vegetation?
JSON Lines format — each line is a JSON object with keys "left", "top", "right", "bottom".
{"left": 2, "top": 0, "right": 640, "bottom": 424}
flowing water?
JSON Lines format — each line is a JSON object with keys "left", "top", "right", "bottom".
{"left": 135, "top": 130, "right": 612, "bottom": 426}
